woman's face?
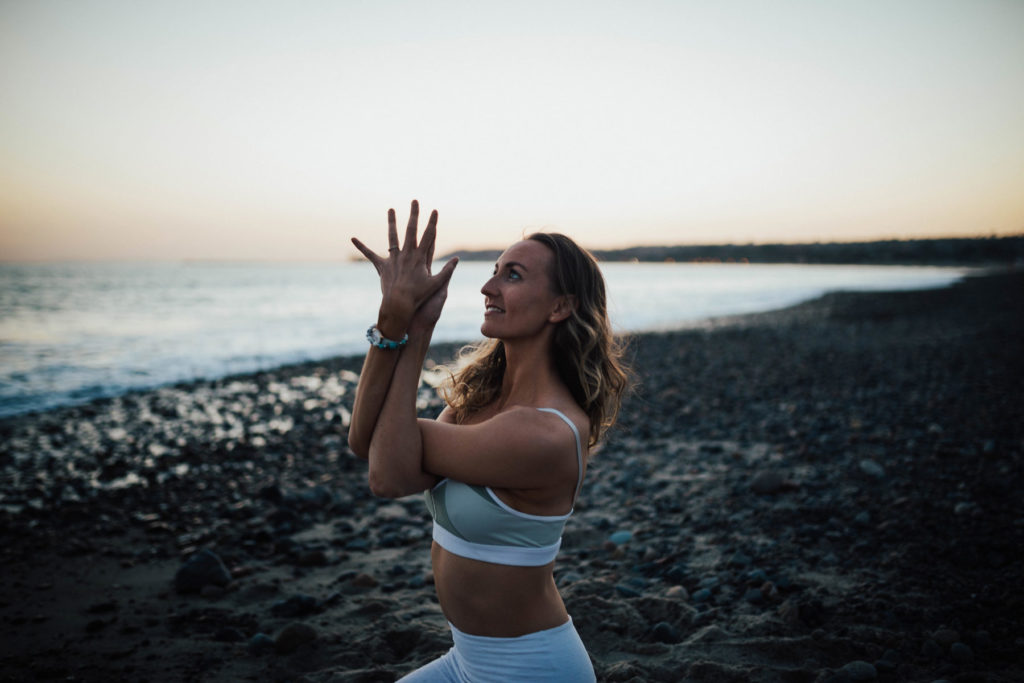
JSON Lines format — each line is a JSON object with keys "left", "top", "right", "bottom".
{"left": 479, "top": 240, "right": 562, "bottom": 340}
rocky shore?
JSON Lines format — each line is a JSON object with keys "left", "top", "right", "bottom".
{"left": 1, "top": 271, "right": 1021, "bottom": 682}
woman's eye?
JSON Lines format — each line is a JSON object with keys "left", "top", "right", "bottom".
{"left": 508, "top": 270, "right": 521, "bottom": 280}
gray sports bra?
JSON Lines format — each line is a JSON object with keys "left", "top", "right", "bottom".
{"left": 423, "top": 408, "right": 584, "bottom": 566}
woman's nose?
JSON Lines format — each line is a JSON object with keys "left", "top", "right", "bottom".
{"left": 480, "top": 276, "right": 499, "bottom": 297}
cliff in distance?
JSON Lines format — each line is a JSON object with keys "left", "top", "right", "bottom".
{"left": 443, "top": 235, "right": 1024, "bottom": 266}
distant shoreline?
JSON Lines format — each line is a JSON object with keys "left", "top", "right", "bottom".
{"left": 444, "top": 235, "right": 1024, "bottom": 266}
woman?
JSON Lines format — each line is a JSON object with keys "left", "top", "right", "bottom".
{"left": 348, "top": 200, "right": 627, "bottom": 682}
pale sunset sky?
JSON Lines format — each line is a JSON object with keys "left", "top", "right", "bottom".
{"left": 1, "top": 0, "right": 1022, "bottom": 261}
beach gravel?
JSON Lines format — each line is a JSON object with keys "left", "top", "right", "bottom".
{"left": 0, "top": 270, "right": 1022, "bottom": 681}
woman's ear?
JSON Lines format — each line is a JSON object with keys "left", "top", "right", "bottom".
{"left": 549, "top": 295, "right": 577, "bottom": 323}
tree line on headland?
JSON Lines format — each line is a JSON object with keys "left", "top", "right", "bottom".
{"left": 443, "top": 235, "right": 1024, "bottom": 266}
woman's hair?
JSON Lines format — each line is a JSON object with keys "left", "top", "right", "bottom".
{"left": 441, "top": 233, "right": 629, "bottom": 447}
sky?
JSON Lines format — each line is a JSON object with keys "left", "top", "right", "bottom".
{"left": 1, "top": 0, "right": 1022, "bottom": 261}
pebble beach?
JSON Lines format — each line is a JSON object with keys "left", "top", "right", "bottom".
{"left": 1, "top": 270, "right": 1021, "bottom": 682}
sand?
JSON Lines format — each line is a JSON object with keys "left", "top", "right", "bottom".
{"left": 1, "top": 270, "right": 1021, "bottom": 682}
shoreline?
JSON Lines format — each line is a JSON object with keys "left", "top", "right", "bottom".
{"left": 0, "top": 263, "right": 978, "bottom": 423}
{"left": 1, "top": 270, "right": 1022, "bottom": 681}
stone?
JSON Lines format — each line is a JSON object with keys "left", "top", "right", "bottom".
{"left": 615, "top": 584, "right": 642, "bottom": 598}
{"left": 839, "top": 660, "right": 877, "bottom": 680}
{"left": 350, "top": 573, "right": 378, "bottom": 588}
{"left": 557, "top": 572, "right": 583, "bottom": 587}
{"left": 297, "top": 550, "right": 329, "bottom": 567}
{"left": 665, "top": 585, "right": 689, "bottom": 600}
{"left": 608, "top": 530, "right": 633, "bottom": 545}
{"left": 248, "top": 633, "right": 275, "bottom": 655}
{"left": 750, "top": 471, "right": 786, "bottom": 494}
{"left": 921, "top": 638, "right": 943, "bottom": 658}
{"left": 953, "top": 501, "right": 975, "bottom": 515}
{"left": 650, "top": 621, "right": 681, "bottom": 644}
{"left": 933, "top": 628, "right": 959, "bottom": 647}
{"left": 727, "top": 551, "right": 752, "bottom": 567}
{"left": 778, "top": 600, "right": 800, "bottom": 625}
{"left": 949, "top": 642, "right": 973, "bottom": 665}
{"left": 174, "top": 549, "right": 232, "bottom": 594}
{"left": 271, "top": 594, "right": 319, "bottom": 618}
{"left": 274, "top": 622, "right": 317, "bottom": 654}
{"left": 212, "top": 626, "right": 245, "bottom": 642}
{"left": 746, "top": 569, "right": 769, "bottom": 584}
{"left": 200, "top": 584, "right": 225, "bottom": 599}
{"left": 874, "top": 658, "right": 897, "bottom": 673}
{"left": 858, "top": 459, "right": 886, "bottom": 479}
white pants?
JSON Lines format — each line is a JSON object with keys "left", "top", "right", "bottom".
{"left": 398, "top": 618, "right": 595, "bottom": 682}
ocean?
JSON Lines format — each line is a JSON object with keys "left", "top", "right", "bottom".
{"left": 0, "top": 261, "right": 969, "bottom": 418}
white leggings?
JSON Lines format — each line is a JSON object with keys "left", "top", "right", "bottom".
{"left": 398, "top": 618, "right": 595, "bottom": 682}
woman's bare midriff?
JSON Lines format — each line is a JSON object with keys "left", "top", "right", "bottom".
{"left": 431, "top": 542, "right": 569, "bottom": 638}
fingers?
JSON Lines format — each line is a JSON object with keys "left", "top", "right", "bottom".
{"left": 402, "top": 200, "right": 420, "bottom": 251}
{"left": 351, "top": 237, "right": 382, "bottom": 268}
{"left": 421, "top": 210, "right": 438, "bottom": 267}
{"left": 387, "top": 208, "right": 399, "bottom": 252}
{"left": 432, "top": 256, "right": 459, "bottom": 288}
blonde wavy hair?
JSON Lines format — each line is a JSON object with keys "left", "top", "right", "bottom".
{"left": 440, "top": 233, "right": 629, "bottom": 447}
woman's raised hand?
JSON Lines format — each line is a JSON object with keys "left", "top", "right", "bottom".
{"left": 351, "top": 200, "right": 458, "bottom": 338}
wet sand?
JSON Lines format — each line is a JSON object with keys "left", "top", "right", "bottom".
{"left": 1, "top": 270, "right": 1022, "bottom": 682}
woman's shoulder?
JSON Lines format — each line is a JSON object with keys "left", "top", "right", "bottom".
{"left": 507, "top": 403, "right": 590, "bottom": 455}
{"left": 441, "top": 399, "right": 588, "bottom": 448}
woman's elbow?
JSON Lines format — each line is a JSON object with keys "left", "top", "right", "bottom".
{"left": 347, "top": 430, "right": 369, "bottom": 460}
{"left": 367, "top": 468, "right": 409, "bottom": 499}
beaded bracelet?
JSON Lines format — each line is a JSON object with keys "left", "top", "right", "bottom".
{"left": 366, "top": 325, "right": 408, "bottom": 350}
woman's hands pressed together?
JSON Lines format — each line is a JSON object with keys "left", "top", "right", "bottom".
{"left": 352, "top": 200, "right": 459, "bottom": 340}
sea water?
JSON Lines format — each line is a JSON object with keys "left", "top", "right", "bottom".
{"left": 0, "top": 261, "right": 969, "bottom": 418}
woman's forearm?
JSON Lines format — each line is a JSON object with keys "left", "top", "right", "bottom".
{"left": 366, "top": 331, "right": 437, "bottom": 498}
{"left": 347, "top": 306, "right": 414, "bottom": 458}
{"left": 347, "top": 347, "right": 401, "bottom": 459}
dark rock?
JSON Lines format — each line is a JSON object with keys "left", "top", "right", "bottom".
{"left": 698, "top": 576, "right": 720, "bottom": 590}
{"left": 858, "top": 459, "right": 886, "bottom": 479}
{"left": 350, "top": 573, "right": 378, "bottom": 588}
{"left": 213, "top": 627, "right": 245, "bottom": 642}
{"left": 345, "top": 538, "right": 370, "bottom": 551}
{"left": 174, "top": 549, "right": 232, "bottom": 594}
{"left": 839, "top": 660, "right": 877, "bottom": 680}
{"left": 285, "top": 485, "right": 334, "bottom": 509}
{"left": 271, "top": 594, "right": 319, "bottom": 618}
{"left": 615, "top": 584, "right": 642, "bottom": 598}
{"left": 258, "top": 485, "right": 284, "bottom": 503}
{"left": 199, "top": 584, "right": 225, "bottom": 601}
{"left": 274, "top": 622, "right": 317, "bottom": 654}
{"left": 727, "top": 551, "right": 752, "bottom": 567}
{"left": 949, "top": 642, "right": 973, "bottom": 665}
{"left": 608, "top": 530, "right": 632, "bottom": 545}
{"left": 248, "top": 633, "right": 275, "bottom": 655}
{"left": 921, "top": 638, "right": 943, "bottom": 658}
{"left": 750, "top": 471, "right": 786, "bottom": 494}
{"left": 296, "top": 549, "right": 329, "bottom": 567}
{"left": 746, "top": 569, "right": 769, "bottom": 584}
{"left": 650, "top": 621, "right": 681, "bottom": 644}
